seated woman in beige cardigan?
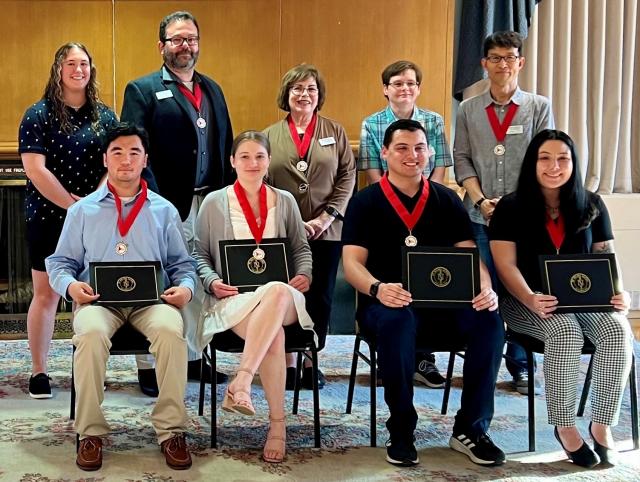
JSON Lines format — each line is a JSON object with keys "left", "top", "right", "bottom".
{"left": 193, "top": 130, "right": 315, "bottom": 463}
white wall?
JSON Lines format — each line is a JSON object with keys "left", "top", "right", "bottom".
{"left": 602, "top": 194, "right": 640, "bottom": 317}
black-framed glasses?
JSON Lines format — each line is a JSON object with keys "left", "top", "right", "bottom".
{"left": 387, "top": 81, "right": 420, "bottom": 89}
{"left": 164, "top": 36, "right": 200, "bottom": 47}
{"left": 485, "top": 55, "right": 520, "bottom": 64}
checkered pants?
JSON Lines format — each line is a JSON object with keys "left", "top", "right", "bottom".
{"left": 501, "top": 296, "right": 634, "bottom": 427}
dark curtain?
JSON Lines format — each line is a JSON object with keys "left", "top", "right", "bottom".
{"left": 453, "top": 0, "right": 541, "bottom": 100}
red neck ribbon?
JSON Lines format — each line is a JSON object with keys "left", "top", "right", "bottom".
{"left": 233, "top": 181, "right": 268, "bottom": 244}
{"left": 177, "top": 81, "right": 203, "bottom": 112}
{"left": 379, "top": 173, "right": 430, "bottom": 232}
{"left": 485, "top": 103, "right": 519, "bottom": 142}
{"left": 287, "top": 113, "right": 317, "bottom": 159}
{"left": 545, "top": 212, "right": 565, "bottom": 253}
{"left": 107, "top": 179, "right": 148, "bottom": 237}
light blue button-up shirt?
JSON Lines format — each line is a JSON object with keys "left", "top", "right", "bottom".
{"left": 46, "top": 182, "right": 197, "bottom": 300}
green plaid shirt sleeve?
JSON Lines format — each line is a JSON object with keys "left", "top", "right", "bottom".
{"left": 358, "top": 115, "right": 386, "bottom": 171}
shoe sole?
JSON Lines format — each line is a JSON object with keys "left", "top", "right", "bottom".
{"left": 29, "top": 392, "right": 52, "bottom": 399}
{"left": 413, "top": 373, "right": 445, "bottom": 389}
{"left": 386, "top": 454, "right": 419, "bottom": 467}
{"left": 76, "top": 461, "right": 101, "bottom": 471}
{"left": 449, "top": 437, "right": 505, "bottom": 466}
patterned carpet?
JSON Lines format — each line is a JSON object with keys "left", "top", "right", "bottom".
{"left": 0, "top": 336, "right": 639, "bottom": 481}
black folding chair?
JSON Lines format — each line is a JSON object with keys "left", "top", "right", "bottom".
{"left": 198, "top": 324, "right": 320, "bottom": 449}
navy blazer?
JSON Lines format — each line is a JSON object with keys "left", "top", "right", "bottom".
{"left": 121, "top": 67, "right": 234, "bottom": 220}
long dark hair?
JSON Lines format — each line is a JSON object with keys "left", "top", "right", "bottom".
{"left": 43, "top": 42, "right": 103, "bottom": 134}
{"left": 515, "top": 129, "right": 597, "bottom": 234}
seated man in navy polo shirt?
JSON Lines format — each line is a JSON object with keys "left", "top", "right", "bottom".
{"left": 342, "top": 119, "right": 505, "bottom": 467}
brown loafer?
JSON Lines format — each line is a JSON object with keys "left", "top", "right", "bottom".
{"left": 161, "top": 433, "right": 192, "bottom": 470}
{"left": 76, "top": 436, "right": 102, "bottom": 471}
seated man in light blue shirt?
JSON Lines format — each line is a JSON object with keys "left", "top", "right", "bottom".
{"left": 46, "top": 123, "right": 196, "bottom": 472}
{"left": 359, "top": 60, "right": 453, "bottom": 186}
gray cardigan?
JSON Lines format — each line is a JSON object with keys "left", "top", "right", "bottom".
{"left": 194, "top": 186, "right": 312, "bottom": 296}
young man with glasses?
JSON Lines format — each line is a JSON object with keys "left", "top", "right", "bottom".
{"left": 454, "top": 31, "right": 554, "bottom": 395}
{"left": 121, "top": 10, "right": 233, "bottom": 396}
{"left": 359, "top": 60, "right": 453, "bottom": 390}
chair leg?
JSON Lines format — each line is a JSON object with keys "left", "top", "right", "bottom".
{"left": 577, "top": 354, "right": 595, "bottom": 417}
{"left": 198, "top": 347, "right": 207, "bottom": 416}
{"left": 526, "top": 350, "right": 536, "bottom": 452}
{"left": 441, "top": 351, "right": 456, "bottom": 415}
{"left": 370, "top": 341, "right": 377, "bottom": 448}
{"left": 70, "top": 346, "right": 76, "bottom": 420}
{"left": 292, "top": 352, "right": 303, "bottom": 415}
{"left": 211, "top": 346, "right": 217, "bottom": 449}
{"left": 629, "top": 353, "right": 639, "bottom": 450}
{"left": 311, "top": 349, "right": 321, "bottom": 448}
{"left": 345, "top": 335, "right": 362, "bottom": 414}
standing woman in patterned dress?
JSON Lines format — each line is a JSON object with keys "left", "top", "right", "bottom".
{"left": 18, "top": 42, "right": 117, "bottom": 398}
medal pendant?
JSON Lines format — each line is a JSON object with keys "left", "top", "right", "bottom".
{"left": 247, "top": 256, "right": 267, "bottom": 275}
{"left": 494, "top": 144, "right": 505, "bottom": 156}
{"left": 196, "top": 117, "right": 207, "bottom": 129}
{"left": 296, "top": 160, "right": 308, "bottom": 172}
{"left": 115, "top": 241, "right": 128, "bottom": 255}
{"left": 405, "top": 235, "right": 418, "bottom": 247}
{"left": 253, "top": 247, "right": 265, "bottom": 260}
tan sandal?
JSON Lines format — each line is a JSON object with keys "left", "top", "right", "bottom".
{"left": 222, "top": 368, "right": 255, "bottom": 416}
{"left": 263, "top": 416, "right": 286, "bottom": 463}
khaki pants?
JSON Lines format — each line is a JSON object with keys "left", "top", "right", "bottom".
{"left": 72, "top": 303, "right": 188, "bottom": 444}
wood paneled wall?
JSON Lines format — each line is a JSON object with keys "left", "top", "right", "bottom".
{"left": 1, "top": 0, "right": 454, "bottom": 159}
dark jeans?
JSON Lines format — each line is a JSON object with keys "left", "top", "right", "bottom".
{"left": 304, "top": 239, "right": 342, "bottom": 351}
{"left": 359, "top": 304, "right": 504, "bottom": 441}
{"left": 472, "top": 222, "right": 529, "bottom": 377}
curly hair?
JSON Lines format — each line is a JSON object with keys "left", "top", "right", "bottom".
{"left": 43, "top": 42, "right": 103, "bottom": 134}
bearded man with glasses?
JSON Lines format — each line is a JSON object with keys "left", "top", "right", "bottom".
{"left": 121, "top": 10, "right": 233, "bottom": 397}
{"left": 454, "top": 31, "right": 555, "bottom": 395}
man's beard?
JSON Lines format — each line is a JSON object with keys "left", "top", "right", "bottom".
{"left": 163, "top": 48, "right": 199, "bottom": 71}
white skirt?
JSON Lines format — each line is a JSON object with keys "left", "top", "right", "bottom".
{"left": 192, "top": 281, "right": 316, "bottom": 353}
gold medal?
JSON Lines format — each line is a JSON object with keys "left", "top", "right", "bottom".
{"left": 115, "top": 242, "right": 128, "bottom": 255}
{"left": 405, "top": 235, "right": 418, "bottom": 247}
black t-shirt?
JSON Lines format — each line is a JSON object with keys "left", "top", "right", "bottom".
{"left": 489, "top": 191, "right": 613, "bottom": 292}
{"left": 342, "top": 179, "right": 473, "bottom": 310}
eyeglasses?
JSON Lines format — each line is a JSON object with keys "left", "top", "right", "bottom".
{"left": 164, "top": 36, "right": 200, "bottom": 47}
{"left": 485, "top": 55, "right": 520, "bottom": 64}
{"left": 291, "top": 85, "right": 319, "bottom": 96}
{"left": 387, "top": 81, "right": 420, "bottom": 90}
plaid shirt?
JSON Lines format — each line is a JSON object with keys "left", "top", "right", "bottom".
{"left": 358, "top": 105, "right": 452, "bottom": 176}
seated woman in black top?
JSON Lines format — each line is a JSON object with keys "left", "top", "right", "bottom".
{"left": 490, "top": 129, "right": 634, "bottom": 468}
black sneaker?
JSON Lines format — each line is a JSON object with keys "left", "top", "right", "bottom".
{"left": 449, "top": 432, "right": 506, "bottom": 466}
{"left": 385, "top": 438, "right": 419, "bottom": 467}
{"left": 29, "top": 373, "right": 52, "bottom": 399}
{"left": 414, "top": 354, "right": 446, "bottom": 388}
{"left": 302, "top": 366, "right": 326, "bottom": 390}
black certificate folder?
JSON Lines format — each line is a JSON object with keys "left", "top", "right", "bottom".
{"left": 402, "top": 246, "right": 480, "bottom": 308}
{"left": 89, "top": 261, "right": 164, "bottom": 307}
{"left": 219, "top": 238, "right": 293, "bottom": 293}
{"left": 539, "top": 254, "right": 619, "bottom": 313}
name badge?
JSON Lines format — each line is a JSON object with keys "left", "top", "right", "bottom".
{"left": 506, "top": 125, "right": 524, "bottom": 135}
{"left": 155, "top": 90, "right": 174, "bottom": 100}
{"left": 319, "top": 137, "right": 336, "bottom": 146}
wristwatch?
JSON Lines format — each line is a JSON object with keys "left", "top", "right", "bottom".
{"left": 369, "top": 281, "right": 382, "bottom": 298}
{"left": 474, "top": 197, "right": 486, "bottom": 210}
{"left": 324, "top": 206, "right": 343, "bottom": 220}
